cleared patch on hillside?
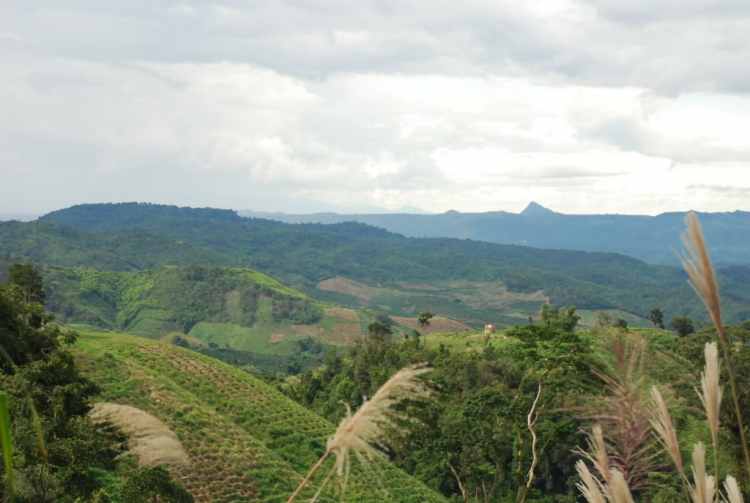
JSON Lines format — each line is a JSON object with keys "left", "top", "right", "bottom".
{"left": 316, "top": 277, "right": 374, "bottom": 300}
{"left": 323, "top": 307, "right": 360, "bottom": 321}
{"left": 90, "top": 403, "right": 189, "bottom": 467}
{"left": 333, "top": 323, "right": 363, "bottom": 343}
{"left": 393, "top": 316, "right": 472, "bottom": 335}
{"left": 292, "top": 324, "right": 319, "bottom": 338}
{"left": 269, "top": 333, "right": 285, "bottom": 344}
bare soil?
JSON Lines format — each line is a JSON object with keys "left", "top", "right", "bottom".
{"left": 392, "top": 316, "right": 473, "bottom": 335}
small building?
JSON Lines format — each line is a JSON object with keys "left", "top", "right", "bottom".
{"left": 484, "top": 324, "right": 496, "bottom": 334}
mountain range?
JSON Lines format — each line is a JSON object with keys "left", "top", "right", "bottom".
{"left": 239, "top": 202, "right": 750, "bottom": 266}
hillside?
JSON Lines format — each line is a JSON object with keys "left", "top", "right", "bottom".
{"left": 73, "top": 332, "right": 447, "bottom": 503}
{"left": 239, "top": 204, "right": 750, "bottom": 266}
{"left": 5, "top": 202, "right": 747, "bottom": 325}
{"left": 12, "top": 263, "right": 373, "bottom": 356}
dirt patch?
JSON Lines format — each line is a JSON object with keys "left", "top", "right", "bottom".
{"left": 90, "top": 403, "right": 189, "bottom": 468}
{"left": 323, "top": 307, "right": 360, "bottom": 321}
{"left": 316, "top": 277, "right": 374, "bottom": 300}
{"left": 268, "top": 333, "right": 285, "bottom": 344}
{"left": 393, "top": 316, "right": 473, "bottom": 335}
{"left": 333, "top": 323, "right": 362, "bottom": 343}
{"left": 292, "top": 325, "right": 320, "bottom": 338}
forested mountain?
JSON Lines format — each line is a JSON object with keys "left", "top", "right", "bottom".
{"left": 240, "top": 203, "right": 750, "bottom": 266}
{"left": 3, "top": 202, "right": 745, "bottom": 325}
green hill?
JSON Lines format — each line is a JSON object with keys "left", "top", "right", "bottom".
{"left": 24, "top": 264, "right": 374, "bottom": 357}
{"left": 3, "top": 203, "right": 749, "bottom": 325}
{"left": 73, "top": 331, "right": 447, "bottom": 503}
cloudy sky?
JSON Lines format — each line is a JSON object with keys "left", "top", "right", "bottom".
{"left": 3, "top": 0, "right": 750, "bottom": 216}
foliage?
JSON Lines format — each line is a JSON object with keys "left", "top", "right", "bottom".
{"left": 7, "top": 264, "right": 45, "bottom": 305}
{"left": 650, "top": 308, "right": 665, "bottom": 329}
{"left": 277, "top": 321, "right": 597, "bottom": 502}
{"left": 0, "top": 282, "right": 121, "bottom": 502}
{"left": 670, "top": 316, "right": 696, "bottom": 337}
{"left": 539, "top": 304, "right": 580, "bottom": 332}
{"left": 418, "top": 311, "right": 434, "bottom": 328}
{"left": 119, "top": 466, "right": 193, "bottom": 503}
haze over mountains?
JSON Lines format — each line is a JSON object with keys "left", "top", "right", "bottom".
{"left": 240, "top": 202, "right": 750, "bottom": 266}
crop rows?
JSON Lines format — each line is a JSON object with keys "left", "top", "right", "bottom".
{"left": 74, "top": 332, "right": 446, "bottom": 503}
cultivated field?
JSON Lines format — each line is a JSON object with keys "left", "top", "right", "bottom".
{"left": 73, "top": 332, "right": 446, "bottom": 503}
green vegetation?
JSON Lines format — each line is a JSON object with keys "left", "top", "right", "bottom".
{"left": 271, "top": 317, "right": 722, "bottom": 502}
{"left": 0, "top": 202, "right": 746, "bottom": 325}
{"left": 73, "top": 331, "right": 446, "bottom": 503}
{"left": 0, "top": 277, "right": 191, "bottom": 502}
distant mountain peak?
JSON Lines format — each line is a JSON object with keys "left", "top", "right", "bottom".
{"left": 521, "top": 202, "right": 556, "bottom": 216}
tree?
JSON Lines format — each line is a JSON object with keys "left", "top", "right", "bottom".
{"left": 418, "top": 311, "right": 434, "bottom": 328}
{"left": 669, "top": 316, "right": 695, "bottom": 337}
{"left": 7, "top": 263, "right": 45, "bottom": 305}
{"left": 595, "top": 311, "right": 613, "bottom": 329}
{"left": 119, "top": 466, "right": 194, "bottom": 503}
{"left": 0, "top": 282, "right": 122, "bottom": 501}
{"left": 649, "top": 308, "right": 664, "bottom": 329}
{"left": 367, "top": 322, "right": 392, "bottom": 341}
{"left": 614, "top": 318, "right": 628, "bottom": 330}
{"left": 539, "top": 304, "right": 580, "bottom": 332}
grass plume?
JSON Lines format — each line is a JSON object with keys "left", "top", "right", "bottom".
{"left": 722, "top": 476, "right": 743, "bottom": 503}
{"left": 649, "top": 386, "right": 684, "bottom": 479}
{"left": 689, "top": 442, "right": 716, "bottom": 503}
{"left": 576, "top": 461, "right": 606, "bottom": 503}
{"left": 287, "top": 364, "right": 433, "bottom": 503}
{"left": 679, "top": 213, "right": 750, "bottom": 477}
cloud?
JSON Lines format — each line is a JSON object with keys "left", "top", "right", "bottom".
{"left": 1, "top": 1, "right": 750, "bottom": 215}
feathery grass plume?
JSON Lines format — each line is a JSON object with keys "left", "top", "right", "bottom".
{"left": 679, "top": 213, "right": 750, "bottom": 476}
{"left": 679, "top": 213, "right": 723, "bottom": 337}
{"left": 581, "top": 338, "right": 657, "bottom": 492}
{"left": 576, "top": 460, "right": 606, "bottom": 503}
{"left": 286, "top": 364, "right": 432, "bottom": 503}
{"left": 722, "top": 476, "right": 743, "bottom": 503}
{"left": 609, "top": 469, "right": 635, "bottom": 503}
{"left": 697, "top": 342, "right": 722, "bottom": 450}
{"left": 689, "top": 442, "right": 716, "bottom": 503}
{"left": 580, "top": 426, "right": 612, "bottom": 485}
{"left": 649, "top": 386, "right": 684, "bottom": 478}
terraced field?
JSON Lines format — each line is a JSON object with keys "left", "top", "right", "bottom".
{"left": 73, "top": 332, "right": 446, "bottom": 503}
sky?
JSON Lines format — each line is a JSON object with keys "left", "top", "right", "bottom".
{"left": 2, "top": 1, "right": 750, "bottom": 216}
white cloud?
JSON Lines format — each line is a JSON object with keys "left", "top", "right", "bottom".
{"left": 1, "top": 0, "right": 750, "bottom": 215}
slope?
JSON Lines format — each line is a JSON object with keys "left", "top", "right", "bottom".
{"left": 25, "top": 264, "right": 371, "bottom": 354}
{"left": 73, "top": 332, "right": 447, "bottom": 503}
{"left": 10, "top": 202, "right": 750, "bottom": 324}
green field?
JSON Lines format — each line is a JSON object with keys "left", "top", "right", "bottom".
{"left": 73, "top": 331, "right": 447, "bottom": 503}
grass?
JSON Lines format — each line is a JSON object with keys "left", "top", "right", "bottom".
{"left": 73, "top": 332, "right": 447, "bottom": 503}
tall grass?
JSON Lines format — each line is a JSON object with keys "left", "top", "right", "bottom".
{"left": 576, "top": 213, "right": 749, "bottom": 503}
